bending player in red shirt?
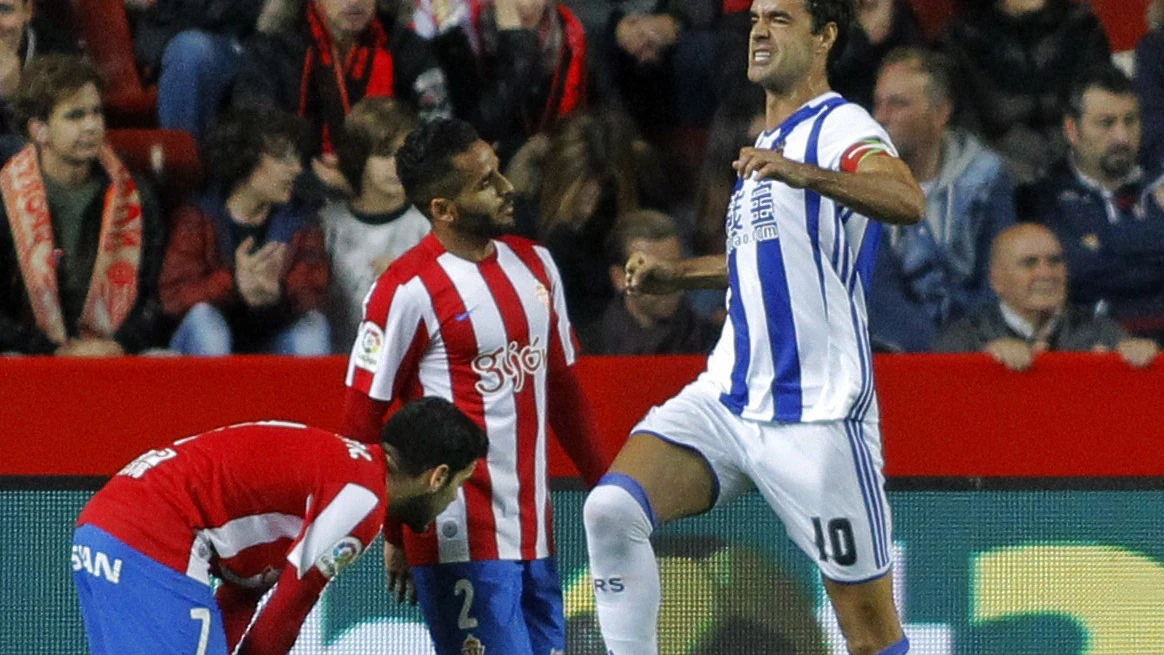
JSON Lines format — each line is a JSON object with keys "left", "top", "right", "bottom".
{"left": 71, "top": 397, "right": 487, "bottom": 655}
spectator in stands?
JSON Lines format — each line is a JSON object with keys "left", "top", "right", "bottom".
{"left": 160, "top": 108, "right": 331, "bottom": 355}
{"left": 508, "top": 108, "right": 664, "bottom": 333}
{"left": 1019, "top": 65, "right": 1164, "bottom": 331}
{"left": 868, "top": 47, "right": 1015, "bottom": 353}
{"left": 0, "top": 0, "right": 79, "bottom": 140}
{"left": 583, "top": 208, "right": 717, "bottom": 355}
{"left": 233, "top": 0, "right": 450, "bottom": 168}
{"left": 591, "top": 0, "right": 727, "bottom": 130}
{"left": 942, "top": 0, "right": 1110, "bottom": 183}
{"left": 1136, "top": 0, "right": 1164, "bottom": 171}
{"left": 934, "top": 223, "right": 1158, "bottom": 370}
{"left": 830, "top": 0, "right": 924, "bottom": 111}
{"left": 0, "top": 55, "right": 164, "bottom": 355}
{"left": 322, "top": 97, "right": 428, "bottom": 353}
{"left": 415, "top": 0, "right": 589, "bottom": 161}
{"left": 127, "top": 0, "right": 265, "bottom": 144}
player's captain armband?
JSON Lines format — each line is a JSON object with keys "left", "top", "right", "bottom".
{"left": 840, "top": 138, "right": 892, "bottom": 173}
{"left": 354, "top": 321, "right": 385, "bottom": 371}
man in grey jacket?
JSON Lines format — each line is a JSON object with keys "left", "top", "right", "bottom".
{"left": 867, "top": 47, "right": 1015, "bottom": 352}
{"left": 934, "top": 223, "right": 1158, "bottom": 370}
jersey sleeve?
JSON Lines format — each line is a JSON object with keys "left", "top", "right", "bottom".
{"left": 533, "top": 245, "right": 579, "bottom": 368}
{"left": 818, "top": 104, "right": 899, "bottom": 173}
{"left": 344, "top": 273, "right": 433, "bottom": 403}
{"left": 238, "top": 482, "right": 383, "bottom": 655}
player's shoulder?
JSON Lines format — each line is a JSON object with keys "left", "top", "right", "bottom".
{"left": 497, "top": 234, "right": 547, "bottom": 257}
{"left": 366, "top": 236, "right": 441, "bottom": 300}
{"left": 820, "top": 98, "right": 883, "bottom": 136}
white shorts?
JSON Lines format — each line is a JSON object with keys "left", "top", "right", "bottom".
{"left": 633, "top": 376, "right": 893, "bottom": 583}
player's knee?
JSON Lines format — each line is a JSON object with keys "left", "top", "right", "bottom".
{"left": 583, "top": 482, "right": 654, "bottom": 543}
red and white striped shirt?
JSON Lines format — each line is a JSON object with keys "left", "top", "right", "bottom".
{"left": 77, "top": 422, "right": 387, "bottom": 655}
{"left": 344, "top": 234, "right": 584, "bottom": 566}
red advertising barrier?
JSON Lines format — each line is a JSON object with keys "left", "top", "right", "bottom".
{"left": 2, "top": 354, "right": 1162, "bottom": 477}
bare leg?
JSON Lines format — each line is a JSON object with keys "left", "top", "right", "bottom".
{"left": 824, "top": 573, "right": 906, "bottom": 655}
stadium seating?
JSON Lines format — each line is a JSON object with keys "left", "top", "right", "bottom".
{"left": 70, "top": 0, "right": 157, "bottom": 127}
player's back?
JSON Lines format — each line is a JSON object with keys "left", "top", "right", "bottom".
{"left": 78, "top": 422, "right": 388, "bottom": 583}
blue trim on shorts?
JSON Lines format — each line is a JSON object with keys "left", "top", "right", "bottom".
{"left": 844, "top": 420, "right": 889, "bottom": 569}
{"left": 597, "top": 473, "right": 657, "bottom": 527}
{"left": 821, "top": 565, "right": 892, "bottom": 586}
{"left": 632, "top": 429, "right": 721, "bottom": 507}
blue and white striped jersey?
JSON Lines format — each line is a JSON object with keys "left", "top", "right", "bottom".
{"left": 705, "top": 92, "right": 897, "bottom": 424}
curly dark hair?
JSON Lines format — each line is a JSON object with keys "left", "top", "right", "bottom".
{"left": 205, "top": 107, "right": 307, "bottom": 194}
{"left": 381, "top": 397, "right": 488, "bottom": 477}
{"left": 394, "top": 117, "right": 480, "bottom": 218}
{"left": 9, "top": 54, "right": 104, "bottom": 139}
{"left": 805, "top": 0, "right": 854, "bottom": 68}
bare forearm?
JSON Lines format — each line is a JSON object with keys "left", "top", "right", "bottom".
{"left": 677, "top": 255, "right": 729, "bottom": 289}
{"left": 801, "top": 166, "right": 924, "bottom": 226}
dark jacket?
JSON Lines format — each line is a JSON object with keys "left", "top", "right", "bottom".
{"left": 941, "top": 1, "right": 1110, "bottom": 178}
{"left": 830, "top": 0, "right": 925, "bottom": 111}
{"left": 1136, "top": 29, "right": 1164, "bottom": 172}
{"left": 1019, "top": 158, "right": 1164, "bottom": 321}
{"left": 582, "top": 296, "right": 718, "bottom": 355}
{"left": 0, "top": 173, "right": 165, "bottom": 354}
{"left": 232, "top": 11, "right": 449, "bottom": 155}
{"left": 159, "top": 194, "right": 329, "bottom": 338}
{"left": 132, "top": 0, "right": 265, "bottom": 73}
{"left": 934, "top": 303, "right": 1127, "bottom": 353}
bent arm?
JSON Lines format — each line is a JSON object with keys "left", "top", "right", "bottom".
{"left": 803, "top": 153, "right": 925, "bottom": 226}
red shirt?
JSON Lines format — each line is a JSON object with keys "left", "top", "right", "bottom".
{"left": 78, "top": 422, "right": 387, "bottom": 655}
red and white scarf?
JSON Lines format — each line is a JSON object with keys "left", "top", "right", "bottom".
{"left": 1, "top": 144, "right": 143, "bottom": 344}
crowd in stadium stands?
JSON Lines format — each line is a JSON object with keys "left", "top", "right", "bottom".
{"left": 0, "top": 0, "right": 1161, "bottom": 366}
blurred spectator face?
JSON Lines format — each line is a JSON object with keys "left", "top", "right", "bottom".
{"left": 989, "top": 225, "right": 1067, "bottom": 318}
{"left": 315, "top": 0, "right": 375, "bottom": 40}
{"left": 616, "top": 14, "right": 681, "bottom": 67}
{"left": 0, "top": 0, "right": 30, "bottom": 48}
{"left": 747, "top": 0, "right": 821, "bottom": 91}
{"left": 363, "top": 136, "right": 406, "bottom": 199}
{"left": 997, "top": 0, "right": 1047, "bottom": 17}
{"left": 32, "top": 82, "right": 104, "bottom": 165}
{"left": 874, "top": 61, "right": 950, "bottom": 165}
{"left": 449, "top": 140, "right": 516, "bottom": 238}
{"left": 1065, "top": 88, "right": 1141, "bottom": 182}
{"left": 614, "top": 235, "right": 685, "bottom": 322}
{"left": 243, "top": 142, "right": 303, "bottom": 205}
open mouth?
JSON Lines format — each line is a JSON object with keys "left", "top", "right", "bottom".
{"left": 751, "top": 48, "right": 772, "bottom": 64}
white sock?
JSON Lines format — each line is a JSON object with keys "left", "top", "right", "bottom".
{"left": 583, "top": 480, "right": 660, "bottom": 655}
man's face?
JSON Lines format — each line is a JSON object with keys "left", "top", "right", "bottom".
{"left": 747, "top": 0, "right": 826, "bottom": 92}
{"left": 1068, "top": 88, "right": 1141, "bottom": 182}
{"left": 448, "top": 140, "right": 515, "bottom": 239}
{"left": 618, "top": 235, "right": 685, "bottom": 321}
{"left": 243, "top": 141, "right": 303, "bottom": 205}
{"left": 0, "top": 0, "right": 30, "bottom": 49}
{"left": 315, "top": 0, "right": 375, "bottom": 40}
{"left": 393, "top": 462, "right": 477, "bottom": 532}
{"left": 990, "top": 227, "right": 1067, "bottom": 316}
{"left": 998, "top": 0, "right": 1047, "bottom": 17}
{"left": 873, "top": 62, "right": 947, "bottom": 164}
{"left": 33, "top": 83, "right": 104, "bottom": 165}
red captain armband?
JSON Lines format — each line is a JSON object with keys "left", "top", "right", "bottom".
{"left": 840, "top": 138, "right": 892, "bottom": 173}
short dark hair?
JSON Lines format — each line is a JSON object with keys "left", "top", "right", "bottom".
{"left": 606, "top": 209, "right": 680, "bottom": 266}
{"left": 205, "top": 107, "right": 307, "bottom": 194}
{"left": 10, "top": 54, "right": 105, "bottom": 139}
{"left": 1066, "top": 64, "right": 1137, "bottom": 119}
{"left": 880, "top": 47, "right": 955, "bottom": 108}
{"left": 380, "top": 397, "right": 488, "bottom": 477}
{"left": 337, "top": 97, "right": 418, "bottom": 196}
{"left": 805, "top": 0, "right": 854, "bottom": 69}
{"left": 395, "top": 118, "right": 480, "bottom": 218}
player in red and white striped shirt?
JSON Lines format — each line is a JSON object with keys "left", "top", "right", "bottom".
{"left": 342, "top": 118, "right": 611, "bottom": 655}
{"left": 72, "top": 398, "right": 486, "bottom": 655}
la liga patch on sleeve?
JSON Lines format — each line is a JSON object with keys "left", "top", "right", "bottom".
{"left": 354, "top": 321, "right": 385, "bottom": 371}
{"left": 316, "top": 537, "right": 364, "bottom": 578}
